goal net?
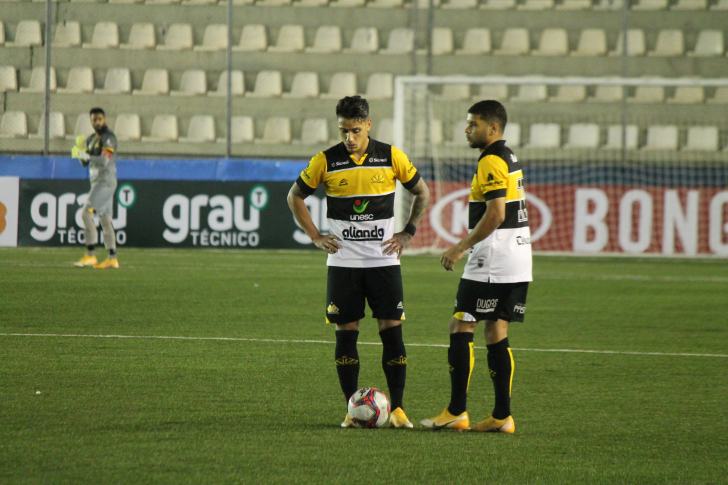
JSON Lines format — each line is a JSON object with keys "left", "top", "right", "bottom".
{"left": 393, "top": 75, "right": 728, "bottom": 257}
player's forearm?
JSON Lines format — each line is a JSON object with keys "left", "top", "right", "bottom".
{"left": 287, "top": 191, "right": 321, "bottom": 240}
{"left": 89, "top": 154, "right": 111, "bottom": 168}
{"left": 405, "top": 179, "right": 430, "bottom": 228}
{"left": 455, "top": 200, "right": 505, "bottom": 251}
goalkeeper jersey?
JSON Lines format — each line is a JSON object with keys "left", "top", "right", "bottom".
{"left": 463, "top": 140, "right": 532, "bottom": 284}
{"left": 85, "top": 127, "right": 117, "bottom": 186}
{"left": 296, "top": 138, "right": 421, "bottom": 268}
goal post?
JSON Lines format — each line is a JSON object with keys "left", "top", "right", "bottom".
{"left": 393, "top": 75, "right": 728, "bottom": 257}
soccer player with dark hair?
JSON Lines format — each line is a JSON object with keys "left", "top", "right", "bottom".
{"left": 287, "top": 95, "right": 430, "bottom": 429}
{"left": 421, "top": 100, "right": 532, "bottom": 433}
{"left": 71, "top": 107, "right": 120, "bottom": 269}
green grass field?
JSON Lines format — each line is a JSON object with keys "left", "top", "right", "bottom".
{"left": 1, "top": 248, "right": 727, "bottom": 484}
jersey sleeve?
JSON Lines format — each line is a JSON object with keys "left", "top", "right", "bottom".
{"left": 391, "top": 146, "right": 421, "bottom": 190}
{"left": 477, "top": 154, "right": 509, "bottom": 201}
{"left": 102, "top": 133, "right": 117, "bottom": 153}
{"left": 295, "top": 152, "right": 327, "bottom": 196}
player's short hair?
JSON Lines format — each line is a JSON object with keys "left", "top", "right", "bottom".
{"left": 89, "top": 107, "right": 105, "bottom": 117}
{"left": 336, "top": 96, "right": 369, "bottom": 122}
{"left": 468, "top": 100, "right": 507, "bottom": 133}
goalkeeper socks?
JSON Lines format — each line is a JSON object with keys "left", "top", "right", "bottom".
{"left": 379, "top": 325, "right": 407, "bottom": 410}
{"left": 448, "top": 332, "right": 474, "bottom": 416}
{"left": 86, "top": 245, "right": 94, "bottom": 257}
{"left": 487, "top": 337, "right": 514, "bottom": 420}
{"left": 335, "top": 330, "right": 360, "bottom": 402}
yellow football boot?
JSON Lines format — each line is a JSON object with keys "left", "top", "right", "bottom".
{"left": 341, "top": 413, "right": 355, "bottom": 428}
{"left": 73, "top": 255, "right": 97, "bottom": 267}
{"left": 420, "top": 408, "right": 469, "bottom": 431}
{"left": 389, "top": 407, "right": 413, "bottom": 429}
{"left": 469, "top": 414, "right": 515, "bottom": 433}
{"left": 94, "top": 258, "right": 119, "bottom": 269}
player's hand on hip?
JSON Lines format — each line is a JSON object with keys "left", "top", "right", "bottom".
{"left": 440, "top": 246, "right": 466, "bottom": 271}
{"left": 382, "top": 232, "right": 412, "bottom": 260}
{"left": 313, "top": 234, "right": 342, "bottom": 254}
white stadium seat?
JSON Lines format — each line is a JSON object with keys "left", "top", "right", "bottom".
{"left": 518, "top": 0, "right": 554, "bottom": 9}
{"left": 284, "top": 72, "right": 320, "bottom": 98}
{"left": 30, "top": 112, "right": 65, "bottom": 140}
{"left": 493, "top": 28, "right": 530, "bottom": 56}
{"left": 120, "top": 23, "right": 156, "bottom": 50}
{"left": 532, "top": 28, "right": 568, "bottom": 56}
{"left": 57, "top": 67, "right": 94, "bottom": 94}
{"left": 430, "top": 28, "right": 454, "bottom": 56}
{"left": 688, "top": 30, "right": 724, "bottom": 57}
{"left": 95, "top": 68, "right": 131, "bottom": 94}
{"left": 294, "top": 0, "right": 330, "bottom": 5}
{"left": 67, "top": 114, "right": 94, "bottom": 140}
{"left": 208, "top": 70, "right": 245, "bottom": 97}
{"left": 563, "top": 123, "right": 600, "bottom": 148}
{"left": 375, "top": 118, "right": 394, "bottom": 145}
{"left": 707, "top": 87, "right": 728, "bottom": 104}
{"left": 709, "top": 0, "right": 728, "bottom": 9}
{"left": 329, "top": 0, "right": 366, "bottom": 6}
{"left": 445, "top": 121, "right": 469, "bottom": 147}
{"left": 194, "top": 24, "right": 228, "bottom": 51}
{"left": 603, "top": 124, "right": 639, "bottom": 149}
{"left": 473, "top": 83, "right": 509, "bottom": 100}
{"left": 415, "top": 119, "right": 443, "bottom": 146}
{"left": 0, "top": 111, "right": 28, "bottom": 139}
{"left": 667, "top": 86, "right": 704, "bottom": 104}
{"left": 114, "top": 113, "right": 142, "bottom": 141}
{"left": 82, "top": 22, "right": 119, "bottom": 49}
{"left": 268, "top": 25, "right": 304, "bottom": 52}
{"left": 219, "top": 116, "right": 254, "bottom": 144}
{"left": 525, "top": 123, "right": 560, "bottom": 148}
{"left": 306, "top": 26, "right": 342, "bottom": 53}
{"left": 295, "top": 118, "right": 329, "bottom": 145}
{"left": 589, "top": 83, "right": 623, "bottom": 102}
{"left": 557, "top": 0, "right": 592, "bottom": 9}
{"left": 256, "top": 117, "right": 291, "bottom": 144}
{"left": 510, "top": 83, "right": 547, "bottom": 102}
{"left": 7, "top": 21, "right": 42, "bottom": 47}
{"left": 234, "top": 25, "right": 267, "bottom": 52}
{"left": 256, "top": 0, "right": 292, "bottom": 5}
{"left": 609, "top": 30, "right": 646, "bottom": 56}
{"left": 171, "top": 70, "right": 207, "bottom": 96}
{"left": 0, "top": 22, "right": 5, "bottom": 46}
{"left": 628, "top": 85, "right": 665, "bottom": 103}
{"left": 133, "top": 69, "right": 170, "bottom": 96}
{"left": 368, "top": 0, "right": 404, "bottom": 7}
{"left": 643, "top": 125, "right": 678, "bottom": 150}
{"left": 480, "top": 0, "right": 516, "bottom": 7}
{"left": 0, "top": 66, "right": 18, "bottom": 93}
{"left": 503, "top": 122, "right": 521, "bottom": 146}
{"left": 683, "top": 126, "right": 718, "bottom": 151}
{"left": 363, "top": 73, "right": 393, "bottom": 100}
{"left": 180, "top": 115, "right": 216, "bottom": 143}
{"left": 632, "top": 0, "right": 668, "bottom": 9}
{"left": 648, "top": 29, "right": 684, "bottom": 57}
{"left": 550, "top": 85, "right": 587, "bottom": 102}
{"left": 247, "top": 70, "right": 283, "bottom": 98}
{"left": 142, "top": 114, "right": 179, "bottom": 142}
{"left": 20, "top": 67, "right": 56, "bottom": 93}
{"left": 345, "top": 28, "right": 379, "bottom": 54}
{"left": 456, "top": 28, "right": 491, "bottom": 55}
{"left": 52, "top": 21, "right": 81, "bottom": 48}
{"left": 157, "top": 24, "right": 193, "bottom": 51}
{"left": 439, "top": 83, "right": 471, "bottom": 100}
{"left": 571, "top": 29, "right": 607, "bottom": 56}
{"left": 380, "top": 28, "right": 414, "bottom": 54}
{"left": 321, "top": 72, "right": 357, "bottom": 99}
{"left": 671, "top": 0, "right": 706, "bottom": 7}
{"left": 442, "top": 0, "right": 478, "bottom": 8}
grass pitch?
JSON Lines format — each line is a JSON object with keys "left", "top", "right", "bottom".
{"left": 1, "top": 248, "right": 726, "bottom": 484}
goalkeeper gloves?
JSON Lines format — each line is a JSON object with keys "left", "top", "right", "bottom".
{"left": 71, "top": 135, "right": 90, "bottom": 164}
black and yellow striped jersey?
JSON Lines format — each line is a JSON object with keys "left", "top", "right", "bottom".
{"left": 296, "top": 138, "right": 421, "bottom": 268}
{"left": 464, "top": 139, "right": 532, "bottom": 283}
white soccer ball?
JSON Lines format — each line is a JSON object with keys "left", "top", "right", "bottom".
{"left": 347, "top": 387, "right": 390, "bottom": 428}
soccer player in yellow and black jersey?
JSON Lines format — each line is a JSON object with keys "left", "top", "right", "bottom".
{"left": 422, "top": 100, "right": 532, "bottom": 433}
{"left": 287, "top": 96, "right": 430, "bottom": 429}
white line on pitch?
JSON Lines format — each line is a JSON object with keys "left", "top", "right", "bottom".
{"left": 1, "top": 333, "right": 726, "bottom": 359}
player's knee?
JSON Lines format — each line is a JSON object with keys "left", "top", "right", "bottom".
{"left": 449, "top": 317, "right": 476, "bottom": 334}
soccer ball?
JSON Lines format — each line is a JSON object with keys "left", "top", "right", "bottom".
{"left": 347, "top": 387, "right": 390, "bottom": 428}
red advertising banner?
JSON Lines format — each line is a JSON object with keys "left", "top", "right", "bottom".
{"left": 416, "top": 182, "right": 728, "bottom": 256}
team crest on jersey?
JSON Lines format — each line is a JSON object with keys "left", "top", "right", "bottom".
{"left": 511, "top": 154, "right": 518, "bottom": 163}
{"left": 370, "top": 173, "right": 385, "bottom": 184}
{"left": 339, "top": 179, "right": 348, "bottom": 186}
{"left": 327, "top": 303, "right": 340, "bottom": 314}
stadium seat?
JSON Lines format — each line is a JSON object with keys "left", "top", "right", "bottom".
{"left": 411, "top": 0, "right": 442, "bottom": 7}
{"left": 525, "top": 123, "right": 560, "bottom": 148}
{"left": 256, "top": 117, "right": 291, "bottom": 144}
{"left": 0, "top": 66, "right": 18, "bottom": 93}
{"left": 671, "top": 0, "right": 707, "bottom": 8}
{"left": 20, "top": 67, "right": 56, "bottom": 93}
{"left": 52, "top": 21, "right": 81, "bottom": 48}
{"left": 439, "top": 83, "right": 471, "bottom": 100}
{"left": 7, "top": 20, "right": 42, "bottom": 47}
{"left": 628, "top": 85, "right": 665, "bottom": 103}
{"left": 380, "top": 28, "right": 414, "bottom": 54}
{"left": 113, "top": 113, "right": 142, "bottom": 141}
{"left": 683, "top": 126, "right": 718, "bottom": 151}
{"left": 503, "top": 122, "right": 521, "bottom": 146}
{"left": 82, "top": 22, "right": 119, "bottom": 49}
{"left": 589, "top": 83, "right": 623, "bottom": 102}
{"left": 180, "top": 115, "right": 216, "bottom": 143}
{"left": 429, "top": 28, "right": 454, "bottom": 56}
{"left": 363, "top": 73, "right": 393, "bottom": 100}
{"left": 455, "top": 28, "right": 491, "bottom": 55}
{"left": 609, "top": 30, "right": 646, "bottom": 56}
{"left": 648, "top": 29, "right": 684, "bottom": 57}
{"left": 550, "top": 85, "right": 587, "bottom": 102}
{"left": 473, "top": 83, "right": 509, "bottom": 100}
{"left": 442, "top": 0, "right": 478, "bottom": 8}
{"left": 643, "top": 125, "right": 678, "bottom": 150}
{"left": 170, "top": 70, "right": 207, "bottom": 96}
{"left": 306, "top": 26, "right": 342, "bottom": 53}
{"left": 295, "top": 118, "right": 329, "bottom": 145}
{"left": 146, "top": 0, "right": 182, "bottom": 4}
{"left": 0, "top": 111, "right": 28, "bottom": 139}
{"left": 133, "top": 69, "right": 170, "bottom": 96}
{"left": 517, "top": 0, "right": 554, "bottom": 9}
{"left": 256, "top": 0, "right": 292, "bottom": 5}
{"left": 632, "top": 0, "right": 668, "bottom": 9}
{"left": 283, "top": 72, "right": 319, "bottom": 98}
{"left": 667, "top": 85, "right": 704, "bottom": 104}
{"left": 557, "top": 0, "right": 592, "bottom": 9}
{"left": 329, "top": 0, "right": 366, "bottom": 6}
{"left": 293, "top": 0, "right": 330, "bottom": 6}
{"left": 194, "top": 24, "right": 228, "bottom": 51}
{"left": 688, "top": 30, "right": 724, "bottom": 57}
{"left": 375, "top": 118, "right": 394, "bottom": 144}
{"left": 182, "top": 0, "right": 218, "bottom": 4}
{"left": 707, "top": 87, "right": 728, "bottom": 104}
{"left": 208, "top": 70, "right": 245, "bottom": 97}
{"left": 142, "top": 114, "right": 179, "bottom": 142}
{"left": 603, "top": 124, "right": 638, "bottom": 149}
{"left": 571, "top": 29, "right": 607, "bottom": 56}
{"left": 345, "top": 28, "right": 379, "bottom": 54}
{"left": 234, "top": 25, "right": 267, "bottom": 52}
{"left": 480, "top": 0, "right": 516, "bottom": 8}
{"left": 268, "top": 25, "right": 304, "bottom": 52}
{"left": 120, "top": 23, "right": 156, "bottom": 50}
{"left": 563, "top": 123, "right": 600, "bottom": 148}
{"left": 320, "top": 72, "right": 357, "bottom": 99}
{"left": 532, "top": 28, "right": 568, "bottom": 56}
{"left": 368, "top": 0, "right": 404, "bottom": 7}
{"left": 67, "top": 114, "right": 94, "bottom": 140}
{"left": 709, "top": 0, "right": 728, "bottom": 9}
{"left": 29, "top": 112, "right": 65, "bottom": 140}
{"left": 493, "top": 28, "right": 530, "bottom": 56}
{"left": 445, "top": 121, "right": 469, "bottom": 147}
{"left": 57, "top": 67, "right": 94, "bottom": 94}
{"left": 95, "top": 68, "right": 131, "bottom": 94}
{"left": 415, "top": 119, "right": 443, "bottom": 146}
{"left": 157, "top": 24, "right": 193, "bottom": 51}
{"left": 247, "top": 70, "right": 283, "bottom": 98}
{"left": 109, "top": 0, "right": 145, "bottom": 4}
{"left": 0, "top": 22, "right": 4, "bottom": 46}
{"left": 510, "top": 83, "right": 547, "bottom": 102}
{"left": 218, "top": 116, "right": 254, "bottom": 144}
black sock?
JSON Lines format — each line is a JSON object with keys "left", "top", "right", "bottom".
{"left": 335, "top": 330, "right": 360, "bottom": 403}
{"left": 86, "top": 245, "right": 94, "bottom": 256}
{"left": 379, "top": 325, "right": 407, "bottom": 410}
{"left": 447, "top": 332, "right": 474, "bottom": 416}
{"left": 487, "top": 337, "right": 513, "bottom": 420}
{"left": 109, "top": 248, "right": 116, "bottom": 259}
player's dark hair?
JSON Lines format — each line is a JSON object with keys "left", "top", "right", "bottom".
{"left": 336, "top": 96, "right": 369, "bottom": 122}
{"left": 89, "top": 107, "right": 105, "bottom": 117}
{"left": 468, "top": 100, "right": 507, "bottom": 132}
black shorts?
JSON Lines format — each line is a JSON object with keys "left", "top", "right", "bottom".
{"left": 453, "top": 279, "right": 529, "bottom": 323}
{"left": 325, "top": 265, "right": 404, "bottom": 324}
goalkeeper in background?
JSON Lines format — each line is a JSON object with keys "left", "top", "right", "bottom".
{"left": 72, "top": 107, "right": 119, "bottom": 269}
